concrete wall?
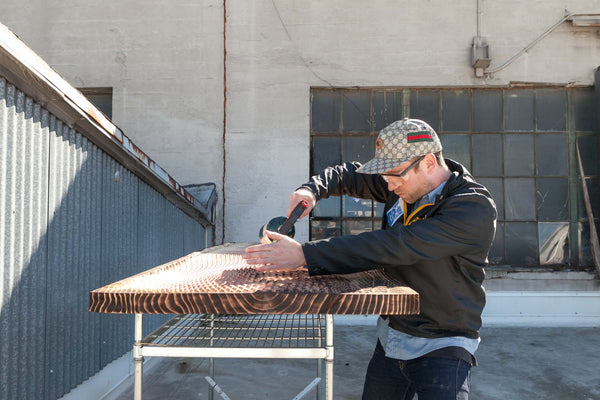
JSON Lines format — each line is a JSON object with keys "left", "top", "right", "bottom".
{"left": 1, "top": 0, "right": 599, "bottom": 243}
{"left": 226, "top": 0, "right": 600, "bottom": 242}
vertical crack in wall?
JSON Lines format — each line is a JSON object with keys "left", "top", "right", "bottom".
{"left": 221, "top": 0, "right": 227, "bottom": 243}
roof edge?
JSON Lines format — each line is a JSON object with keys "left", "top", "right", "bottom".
{"left": 0, "top": 21, "right": 214, "bottom": 226}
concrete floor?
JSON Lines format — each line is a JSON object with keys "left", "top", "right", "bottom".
{"left": 106, "top": 324, "right": 600, "bottom": 400}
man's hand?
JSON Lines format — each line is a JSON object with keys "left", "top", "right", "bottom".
{"left": 288, "top": 189, "right": 316, "bottom": 220}
{"left": 244, "top": 231, "right": 307, "bottom": 272}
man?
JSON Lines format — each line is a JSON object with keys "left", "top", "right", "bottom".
{"left": 244, "top": 118, "right": 497, "bottom": 400}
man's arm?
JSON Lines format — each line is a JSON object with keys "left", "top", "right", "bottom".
{"left": 299, "top": 162, "right": 389, "bottom": 203}
{"left": 303, "top": 193, "right": 497, "bottom": 276}
{"left": 244, "top": 161, "right": 390, "bottom": 271}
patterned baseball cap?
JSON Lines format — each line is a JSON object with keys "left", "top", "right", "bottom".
{"left": 356, "top": 118, "right": 442, "bottom": 174}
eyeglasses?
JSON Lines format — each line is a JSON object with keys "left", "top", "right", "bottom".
{"left": 380, "top": 155, "right": 426, "bottom": 182}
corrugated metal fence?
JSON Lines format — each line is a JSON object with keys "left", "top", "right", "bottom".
{"left": 0, "top": 76, "right": 212, "bottom": 399}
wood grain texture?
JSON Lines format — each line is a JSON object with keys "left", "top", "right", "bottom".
{"left": 89, "top": 243, "right": 419, "bottom": 315}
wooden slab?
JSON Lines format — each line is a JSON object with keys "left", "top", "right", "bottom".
{"left": 89, "top": 243, "right": 419, "bottom": 315}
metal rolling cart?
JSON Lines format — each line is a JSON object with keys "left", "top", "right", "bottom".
{"left": 90, "top": 243, "right": 419, "bottom": 400}
{"left": 134, "top": 314, "right": 334, "bottom": 400}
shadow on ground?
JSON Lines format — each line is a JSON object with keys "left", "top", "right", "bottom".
{"left": 106, "top": 325, "right": 600, "bottom": 400}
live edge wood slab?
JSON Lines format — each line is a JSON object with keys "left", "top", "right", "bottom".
{"left": 89, "top": 243, "right": 419, "bottom": 315}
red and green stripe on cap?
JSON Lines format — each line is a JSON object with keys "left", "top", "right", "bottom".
{"left": 407, "top": 131, "right": 434, "bottom": 143}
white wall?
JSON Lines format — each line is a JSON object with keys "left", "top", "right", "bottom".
{"left": 1, "top": 0, "right": 599, "bottom": 243}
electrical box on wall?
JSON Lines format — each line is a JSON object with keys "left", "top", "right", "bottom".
{"left": 472, "top": 36, "right": 491, "bottom": 77}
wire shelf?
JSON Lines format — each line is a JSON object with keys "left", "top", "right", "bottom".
{"left": 143, "top": 314, "right": 327, "bottom": 349}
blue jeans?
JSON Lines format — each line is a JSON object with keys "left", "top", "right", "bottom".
{"left": 362, "top": 341, "right": 471, "bottom": 400}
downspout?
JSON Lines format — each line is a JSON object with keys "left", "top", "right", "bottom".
{"left": 477, "top": 0, "right": 481, "bottom": 38}
{"left": 221, "top": 0, "right": 227, "bottom": 244}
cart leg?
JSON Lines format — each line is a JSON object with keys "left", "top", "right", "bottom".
{"left": 316, "top": 358, "right": 322, "bottom": 400}
{"left": 325, "top": 315, "right": 334, "bottom": 400}
{"left": 209, "top": 314, "right": 215, "bottom": 400}
{"left": 134, "top": 314, "right": 144, "bottom": 400}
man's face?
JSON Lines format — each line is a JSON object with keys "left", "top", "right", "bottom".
{"left": 381, "top": 155, "right": 430, "bottom": 204}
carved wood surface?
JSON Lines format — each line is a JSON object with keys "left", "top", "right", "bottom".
{"left": 89, "top": 243, "right": 419, "bottom": 315}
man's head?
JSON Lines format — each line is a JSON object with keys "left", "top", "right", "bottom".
{"left": 357, "top": 118, "right": 448, "bottom": 203}
{"left": 357, "top": 118, "right": 442, "bottom": 174}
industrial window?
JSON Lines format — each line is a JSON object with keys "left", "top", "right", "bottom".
{"left": 78, "top": 87, "right": 113, "bottom": 119}
{"left": 310, "top": 87, "right": 599, "bottom": 268}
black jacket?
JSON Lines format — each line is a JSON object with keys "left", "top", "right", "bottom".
{"left": 300, "top": 159, "right": 497, "bottom": 339}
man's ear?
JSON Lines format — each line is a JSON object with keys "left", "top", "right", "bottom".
{"left": 425, "top": 153, "right": 437, "bottom": 171}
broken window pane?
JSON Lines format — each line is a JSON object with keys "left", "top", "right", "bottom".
{"left": 539, "top": 222, "right": 569, "bottom": 265}
{"left": 536, "top": 178, "right": 569, "bottom": 221}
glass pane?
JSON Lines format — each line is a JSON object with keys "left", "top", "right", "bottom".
{"left": 374, "top": 201, "right": 385, "bottom": 218}
{"left": 312, "top": 137, "right": 340, "bottom": 174}
{"left": 410, "top": 90, "right": 440, "bottom": 132}
{"left": 536, "top": 178, "right": 569, "bottom": 221}
{"left": 441, "top": 90, "right": 470, "bottom": 132}
{"left": 343, "top": 195, "right": 373, "bottom": 217}
{"left": 536, "top": 89, "right": 566, "bottom": 131}
{"left": 577, "top": 135, "right": 598, "bottom": 175}
{"left": 311, "top": 220, "right": 341, "bottom": 240}
{"left": 578, "top": 221, "right": 600, "bottom": 266}
{"left": 504, "top": 134, "right": 534, "bottom": 176}
{"left": 505, "top": 222, "right": 538, "bottom": 265}
{"left": 488, "top": 221, "right": 505, "bottom": 265}
{"left": 472, "top": 134, "right": 502, "bottom": 176}
{"left": 311, "top": 90, "right": 340, "bottom": 132}
{"left": 538, "top": 222, "right": 569, "bottom": 265}
{"left": 473, "top": 90, "right": 502, "bottom": 132}
{"left": 505, "top": 178, "right": 536, "bottom": 221}
{"left": 578, "top": 177, "right": 599, "bottom": 220}
{"left": 535, "top": 134, "right": 568, "bottom": 176}
{"left": 477, "top": 178, "right": 504, "bottom": 220}
{"left": 82, "top": 91, "right": 113, "bottom": 119}
{"left": 313, "top": 196, "right": 340, "bottom": 217}
{"left": 342, "top": 90, "right": 371, "bottom": 132}
{"left": 374, "top": 91, "right": 403, "bottom": 131}
{"left": 342, "top": 136, "right": 373, "bottom": 164}
{"left": 572, "top": 87, "right": 596, "bottom": 132}
{"left": 441, "top": 134, "right": 471, "bottom": 171}
{"left": 343, "top": 220, "right": 373, "bottom": 236}
{"left": 504, "top": 90, "right": 534, "bottom": 131}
